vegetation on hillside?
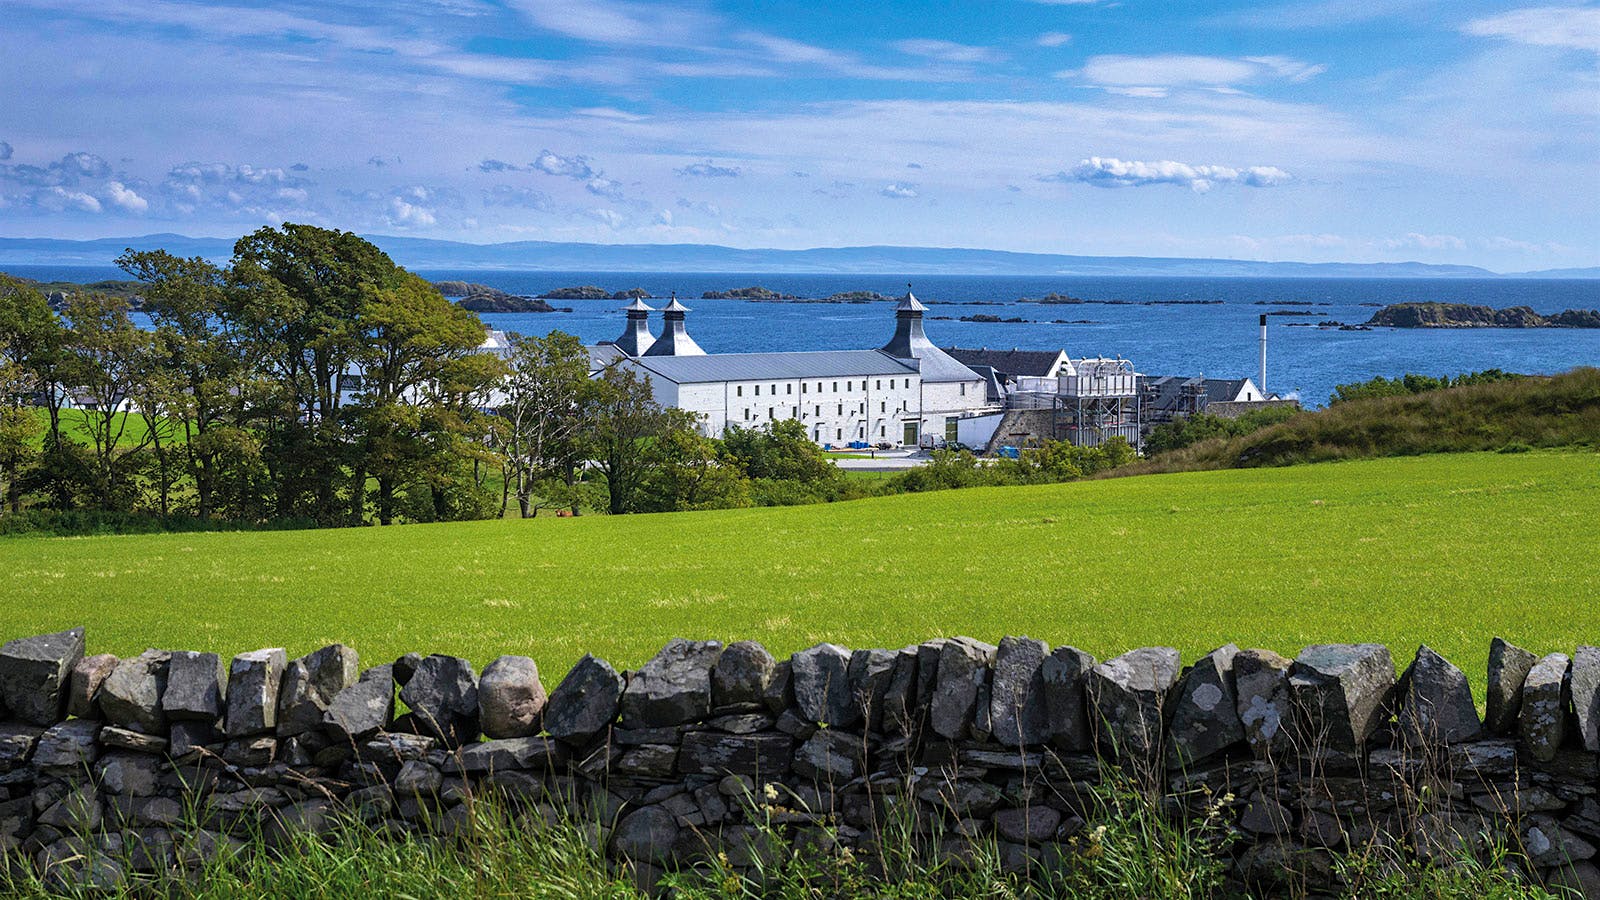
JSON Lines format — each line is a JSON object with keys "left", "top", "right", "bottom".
{"left": 1327, "top": 368, "right": 1523, "bottom": 405}
{"left": 1130, "top": 368, "right": 1599, "bottom": 475}
{"left": 1143, "top": 405, "right": 1300, "bottom": 454}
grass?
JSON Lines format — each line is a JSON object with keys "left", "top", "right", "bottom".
{"left": 1, "top": 450, "right": 1596, "bottom": 693}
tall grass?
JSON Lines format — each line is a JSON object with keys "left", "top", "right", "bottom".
{"left": 1125, "top": 367, "right": 1600, "bottom": 475}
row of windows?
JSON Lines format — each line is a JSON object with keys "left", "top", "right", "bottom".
{"left": 735, "top": 378, "right": 910, "bottom": 398}
{"left": 739, "top": 400, "right": 910, "bottom": 421}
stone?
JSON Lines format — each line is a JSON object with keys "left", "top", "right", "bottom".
{"left": 1520, "top": 652, "right": 1571, "bottom": 763}
{"left": 677, "top": 732, "right": 794, "bottom": 777}
{"left": 1166, "top": 644, "right": 1243, "bottom": 769}
{"left": 33, "top": 720, "right": 101, "bottom": 769}
{"left": 791, "top": 643, "right": 856, "bottom": 728}
{"left": 1086, "top": 647, "right": 1180, "bottom": 764}
{"left": 95, "top": 753, "right": 160, "bottom": 796}
{"left": 620, "top": 639, "right": 722, "bottom": 729}
{"left": 1485, "top": 637, "right": 1538, "bottom": 734}
{"left": 457, "top": 736, "right": 567, "bottom": 774}
{"left": 848, "top": 648, "right": 897, "bottom": 732}
{"left": 708, "top": 712, "right": 773, "bottom": 734}
{"left": 398, "top": 654, "right": 479, "bottom": 746}
{"left": 277, "top": 644, "right": 359, "bottom": 737}
{"left": 1288, "top": 643, "right": 1394, "bottom": 751}
{"left": 224, "top": 648, "right": 286, "bottom": 737}
{"left": 1572, "top": 645, "right": 1600, "bottom": 753}
{"left": 1239, "top": 791, "right": 1291, "bottom": 835}
{"left": 393, "top": 652, "right": 422, "bottom": 686}
{"left": 609, "top": 806, "right": 679, "bottom": 866}
{"left": 322, "top": 664, "right": 394, "bottom": 743}
{"left": 223, "top": 735, "right": 276, "bottom": 766}
{"left": 989, "top": 636, "right": 1050, "bottom": 747}
{"left": 0, "top": 628, "right": 85, "bottom": 725}
{"left": 0, "top": 723, "right": 42, "bottom": 772}
{"left": 67, "top": 654, "right": 118, "bottom": 720}
{"left": 478, "top": 655, "right": 547, "bottom": 740}
{"left": 930, "top": 637, "right": 996, "bottom": 741}
{"left": 38, "top": 783, "right": 100, "bottom": 830}
{"left": 1396, "top": 645, "right": 1482, "bottom": 746}
{"left": 793, "top": 729, "right": 862, "bottom": 782}
{"left": 394, "top": 760, "right": 443, "bottom": 796}
{"left": 1525, "top": 816, "right": 1596, "bottom": 868}
{"left": 618, "top": 743, "right": 678, "bottom": 777}
{"left": 993, "top": 805, "right": 1060, "bottom": 843}
{"left": 712, "top": 640, "right": 774, "bottom": 709}
{"left": 543, "top": 654, "right": 624, "bottom": 744}
{"left": 163, "top": 651, "right": 226, "bottom": 723}
{"left": 917, "top": 778, "right": 1005, "bottom": 819}
{"left": 1234, "top": 649, "right": 1292, "bottom": 758}
{"left": 100, "top": 725, "right": 167, "bottom": 753}
{"left": 882, "top": 647, "right": 921, "bottom": 735}
{"left": 762, "top": 659, "right": 792, "bottom": 713}
{"left": 1041, "top": 645, "right": 1096, "bottom": 752}
{"left": 98, "top": 649, "right": 171, "bottom": 733}
{"left": 1546, "top": 860, "right": 1600, "bottom": 900}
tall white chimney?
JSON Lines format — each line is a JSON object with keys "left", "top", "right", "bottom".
{"left": 1259, "top": 313, "right": 1268, "bottom": 396}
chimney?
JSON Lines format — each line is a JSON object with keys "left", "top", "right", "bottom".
{"left": 642, "top": 293, "right": 706, "bottom": 356}
{"left": 1259, "top": 313, "right": 1268, "bottom": 395}
{"left": 612, "top": 297, "right": 656, "bottom": 356}
{"left": 881, "top": 284, "right": 930, "bottom": 359}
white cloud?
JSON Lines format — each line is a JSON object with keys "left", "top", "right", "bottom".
{"left": 482, "top": 185, "right": 552, "bottom": 209}
{"left": 1244, "top": 55, "right": 1329, "bottom": 82}
{"left": 893, "top": 39, "right": 1002, "bottom": 64}
{"left": 505, "top": 0, "right": 712, "bottom": 48}
{"left": 586, "top": 207, "right": 625, "bottom": 228}
{"left": 1384, "top": 232, "right": 1465, "bottom": 250}
{"left": 533, "top": 150, "right": 596, "bottom": 179}
{"left": 676, "top": 160, "right": 741, "bottom": 178}
{"left": 1064, "top": 54, "right": 1327, "bottom": 96}
{"left": 737, "top": 32, "right": 967, "bottom": 81}
{"left": 1465, "top": 7, "right": 1600, "bottom": 53}
{"left": 653, "top": 208, "right": 672, "bottom": 225}
{"left": 880, "top": 182, "right": 919, "bottom": 199}
{"left": 1036, "top": 32, "right": 1073, "bottom": 48}
{"left": 677, "top": 198, "right": 722, "bottom": 217}
{"left": 585, "top": 177, "right": 625, "bottom": 200}
{"left": 106, "top": 180, "right": 148, "bottom": 213}
{"left": 387, "top": 195, "right": 435, "bottom": 227}
{"left": 43, "top": 186, "right": 102, "bottom": 213}
{"left": 1052, "top": 157, "right": 1292, "bottom": 192}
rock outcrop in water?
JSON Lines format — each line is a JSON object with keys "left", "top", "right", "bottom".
{"left": 1367, "top": 303, "right": 1600, "bottom": 328}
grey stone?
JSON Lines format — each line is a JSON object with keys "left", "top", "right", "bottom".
{"left": 38, "top": 783, "right": 100, "bottom": 831}
{"left": 322, "top": 664, "right": 394, "bottom": 743}
{"left": 33, "top": 720, "right": 100, "bottom": 768}
{"left": 163, "top": 651, "right": 225, "bottom": 722}
{"left": 457, "top": 736, "right": 566, "bottom": 774}
{"left": 993, "top": 805, "right": 1060, "bottom": 843}
{"left": 1486, "top": 637, "right": 1538, "bottom": 735}
{"left": 98, "top": 649, "right": 171, "bottom": 733}
{"left": 359, "top": 731, "right": 436, "bottom": 763}
{"left": 762, "top": 659, "right": 792, "bottom": 713}
{"left": 1397, "top": 645, "right": 1482, "bottom": 746}
{"left": 989, "top": 636, "right": 1050, "bottom": 747}
{"left": 95, "top": 753, "right": 160, "bottom": 796}
{"left": 609, "top": 805, "right": 679, "bottom": 865}
{"left": 224, "top": 648, "right": 286, "bottom": 737}
{"left": 168, "top": 721, "right": 215, "bottom": 758}
{"left": 1547, "top": 860, "right": 1600, "bottom": 900}
{"left": 881, "top": 647, "right": 921, "bottom": 735}
{"left": 1239, "top": 791, "right": 1291, "bottom": 835}
{"left": 1234, "top": 649, "right": 1292, "bottom": 758}
{"left": 398, "top": 654, "right": 479, "bottom": 746}
{"left": 393, "top": 760, "right": 442, "bottom": 796}
{"left": 793, "top": 729, "right": 862, "bottom": 782}
{"left": 1525, "top": 816, "right": 1596, "bottom": 868}
{"left": 222, "top": 735, "right": 276, "bottom": 765}
{"left": 620, "top": 639, "right": 722, "bottom": 728}
{"left": 712, "top": 640, "right": 774, "bottom": 709}
{"left": 1086, "top": 647, "right": 1180, "bottom": 764}
{"left": 708, "top": 712, "right": 773, "bottom": 733}
{"left": 0, "top": 723, "right": 43, "bottom": 772}
{"left": 618, "top": 743, "right": 678, "bottom": 777}
{"left": 917, "top": 778, "right": 1005, "bottom": 819}
{"left": 930, "top": 637, "right": 996, "bottom": 741}
{"left": 1288, "top": 643, "right": 1394, "bottom": 751}
{"left": 0, "top": 628, "right": 85, "bottom": 725}
{"left": 677, "top": 732, "right": 794, "bottom": 777}
{"left": 1166, "top": 644, "right": 1243, "bottom": 769}
{"left": 543, "top": 654, "right": 624, "bottom": 744}
{"left": 393, "top": 652, "right": 422, "bottom": 686}
{"left": 791, "top": 643, "right": 856, "bottom": 728}
{"left": 1572, "top": 645, "right": 1600, "bottom": 753}
{"left": 848, "top": 648, "right": 897, "bottom": 732}
{"left": 124, "top": 796, "right": 182, "bottom": 827}
{"left": 1520, "top": 652, "right": 1571, "bottom": 763}
{"left": 277, "top": 644, "right": 359, "bottom": 737}
{"left": 100, "top": 725, "right": 167, "bottom": 753}
{"left": 67, "top": 654, "right": 118, "bottom": 720}
{"left": 477, "top": 655, "right": 547, "bottom": 740}
{"left": 1041, "top": 646, "right": 1096, "bottom": 752}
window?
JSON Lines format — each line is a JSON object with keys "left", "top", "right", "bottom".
{"left": 876, "top": 380, "right": 881, "bottom": 390}
{"left": 814, "top": 405, "right": 820, "bottom": 416}
{"left": 786, "top": 384, "right": 792, "bottom": 395}
{"left": 836, "top": 428, "right": 842, "bottom": 440}
{"left": 755, "top": 385, "right": 761, "bottom": 396}
{"left": 801, "top": 383, "right": 807, "bottom": 394}
{"left": 743, "top": 409, "right": 750, "bottom": 420}
{"left": 771, "top": 384, "right": 777, "bottom": 394}
{"left": 890, "top": 379, "right": 896, "bottom": 389}
{"left": 837, "top": 403, "right": 843, "bottom": 415}
{"left": 960, "top": 383, "right": 967, "bottom": 396}
{"left": 736, "top": 386, "right": 743, "bottom": 397}
{"left": 818, "top": 382, "right": 823, "bottom": 392}
{"left": 847, "top": 381, "right": 852, "bottom": 391}
{"left": 768, "top": 407, "right": 775, "bottom": 419}
{"left": 832, "top": 381, "right": 837, "bottom": 392}
{"left": 880, "top": 401, "right": 885, "bottom": 413}
{"left": 879, "top": 425, "right": 886, "bottom": 437}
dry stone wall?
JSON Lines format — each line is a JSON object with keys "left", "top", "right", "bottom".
{"left": 1, "top": 629, "right": 1598, "bottom": 895}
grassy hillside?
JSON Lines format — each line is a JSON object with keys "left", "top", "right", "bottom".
{"left": 1, "top": 451, "right": 1595, "bottom": 693}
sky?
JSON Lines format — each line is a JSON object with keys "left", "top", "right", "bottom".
{"left": 1, "top": 0, "right": 1597, "bottom": 271}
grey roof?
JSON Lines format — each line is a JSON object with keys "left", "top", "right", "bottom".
{"left": 880, "top": 297, "right": 982, "bottom": 384}
{"left": 895, "top": 291, "right": 927, "bottom": 313}
{"left": 1140, "top": 375, "right": 1252, "bottom": 409}
{"left": 625, "top": 349, "right": 919, "bottom": 384}
{"left": 622, "top": 298, "right": 655, "bottom": 312}
{"left": 661, "top": 297, "right": 691, "bottom": 313}
{"left": 943, "top": 347, "right": 1065, "bottom": 380}
{"left": 588, "top": 343, "right": 627, "bottom": 370}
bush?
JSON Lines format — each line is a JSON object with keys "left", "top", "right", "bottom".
{"left": 0, "top": 509, "right": 314, "bottom": 538}
{"left": 1145, "top": 405, "right": 1301, "bottom": 455}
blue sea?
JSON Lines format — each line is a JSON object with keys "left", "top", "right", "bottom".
{"left": 13, "top": 266, "right": 1600, "bottom": 408}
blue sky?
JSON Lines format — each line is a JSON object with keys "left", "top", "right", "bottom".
{"left": 1, "top": 0, "right": 1597, "bottom": 270}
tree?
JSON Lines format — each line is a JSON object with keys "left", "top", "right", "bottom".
{"left": 500, "top": 331, "right": 590, "bottom": 517}
{"left": 585, "top": 366, "right": 677, "bottom": 515}
{"left": 57, "top": 294, "right": 156, "bottom": 510}
{"left": 0, "top": 277, "right": 63, "bottom": 513}
{"left": 639, "top": 412, "right": 750, "bottom": 512}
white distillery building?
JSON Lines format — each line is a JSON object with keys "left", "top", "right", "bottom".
{"left": 612, "top": 293, "right": 992, "bottom": 446}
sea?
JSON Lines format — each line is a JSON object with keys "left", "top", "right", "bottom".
{"left": 12, "top": 265, "right": 1600, "bottom": 409}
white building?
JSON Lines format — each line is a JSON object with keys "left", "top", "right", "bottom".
{"left": 613, "top": 292, "right": 992, "bottom": 446}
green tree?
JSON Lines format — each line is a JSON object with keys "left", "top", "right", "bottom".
{"left": 57, "top": 294, "right": 156, "bottom": 510}
{"left": 500, "top": 331, "right": 591, "bottom": 518}
{"left": 640, "top": 415, "right": 750, "bottom": 512}
{"left": 0, "top": 277, "right": 63, "bottom": 513}
{"left": 584, "top": 366, "right": 679, "bottom": 515}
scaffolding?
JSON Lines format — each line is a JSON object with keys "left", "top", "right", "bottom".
{"left": 1142, "top": 376, "right": 1208, "bottom": 424}
{"left": 1011, "top": 358, "right": 1143, "bottom": 449}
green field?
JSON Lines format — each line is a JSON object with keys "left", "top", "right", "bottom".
{"left": 2, "top": 451, "right": 1596, "bottom": 692}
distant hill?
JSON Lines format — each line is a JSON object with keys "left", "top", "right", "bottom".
{"left": 1, "top": 232, "right": 1588, "bottom": 278}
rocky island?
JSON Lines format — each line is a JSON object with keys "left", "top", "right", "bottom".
{"left": 702, "top": 286, "right": 799, "bottom": 300}
{"left": 435, "top": 281, "right": 556, "bottom": 313}
{"left": 1366, "top": 302, "right": 1600, "bottom": 328}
